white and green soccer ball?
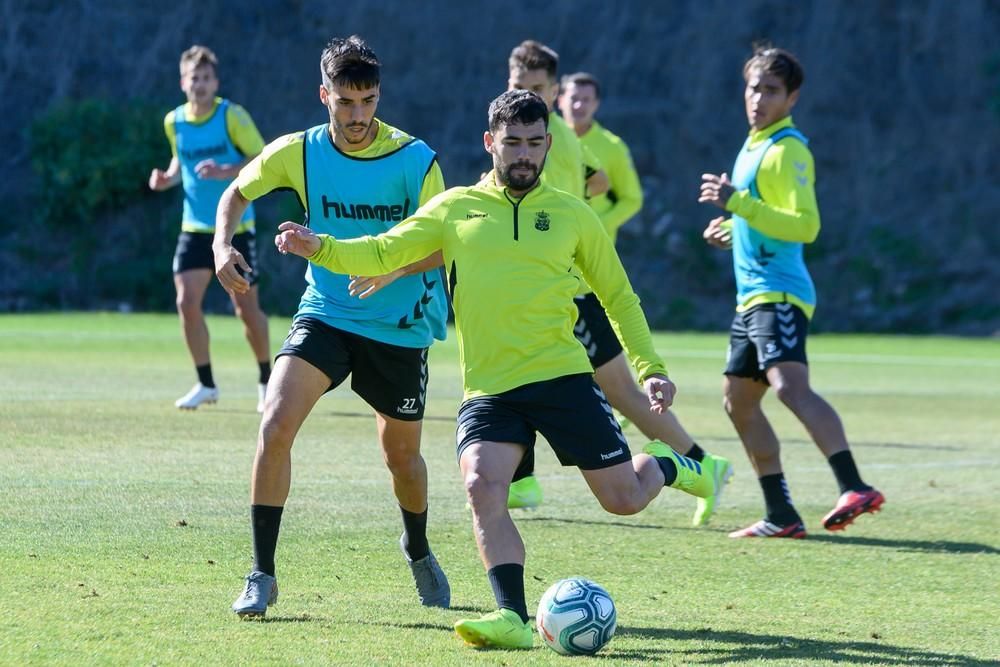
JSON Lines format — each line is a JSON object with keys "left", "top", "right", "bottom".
{"left": 536, "top": 577, "right": 616, "bottom": 655}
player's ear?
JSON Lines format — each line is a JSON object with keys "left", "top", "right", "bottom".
{"left": 319, "top": 85, "right": 329, "bottom": 105}
{"left": 483, "top": 131, "right": 495, "bottom": 154}
{"left": 546, "top": 133, "right": 553, "bottom": 151}
{"left": 787, "top": 89, "right": 800, "bottom": 109}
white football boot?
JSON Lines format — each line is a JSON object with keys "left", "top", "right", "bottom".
{"left": 175, "top": 383, "right": 219, "bottom": 410}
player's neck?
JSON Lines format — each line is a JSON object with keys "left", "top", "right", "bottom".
{"left": 330, "top": 119, "right": 379, "bottom": 152}
{"left": 568, "top": 119, "right": 592, "bottom": 137}
{"left": 188, "top": 99, "right": 215, "bottom": 118}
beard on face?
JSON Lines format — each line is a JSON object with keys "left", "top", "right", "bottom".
{"left": 335, "top": 118, "right": 373, "bottom": 144}
{"left": 498, "top": 158, "right": 542, "bottom": 190}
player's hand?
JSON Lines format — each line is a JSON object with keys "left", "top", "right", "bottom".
{"left": 586, "top": 169, "right": 610, "bottom": 197}
{"left": 195, "top": 159, "right": 231, "bottom": 180}
{"left": 148, "top": 168, "right": 174, "bottom": 191}
{"left": 698, "top": 172, "right": 735, "bottom": 210}
{"left": 703, "top": 216, "right": 732, "bottom": 249}
{"left": 349, "top": 270, "right": 404, "bottom": 299}
{"left": 643, "top": 374, "right": 676, "bottom": 414}
{"left": 213, "top": 242, "right": 251, "bottom": 295}
{"left": 275, "top": 221, "right": 321, "bottom": 258}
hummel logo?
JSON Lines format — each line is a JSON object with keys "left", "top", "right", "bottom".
{"left": 600, "top": 447, "right": 624, "bottom": 461}
{"left": 796, "top": 175, "right": 808, "bottom": 186}
{"left": 793, "top": 160, "right": 807, "bottom": 172}
{"left": 466, "top": 211, "right": 488, "bottom": 219}
{"left": 757, "top": 243, "right": 776, "bottom": 266}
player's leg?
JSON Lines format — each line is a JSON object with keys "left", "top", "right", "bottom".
{"left": 766, "top": 361, "right": 883, "bottom": 531}
{"left": 455, "top": 438, "right": 534, "bottom": 648}
{"left": 233, "top": 318, "right": 348, "bottom": 617}
{"left": 724, "top": 307, "right": 805, "bottom": 538}
{"left": 172, "top": 231, "right": 219, "bottom": 408}
{"left": 229, "top": 232, "right": 271, "bottom": 412}
{"left": 353, "top": 342, "right": 449, "bottom": 607}
{"left": 593, "top": 351, "right": 734, "bottom": 525}
{"left": 454, "top": 393, "right": 537, "bottom": 648}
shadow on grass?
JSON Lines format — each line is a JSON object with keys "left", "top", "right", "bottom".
{"left": 327, "top": 410, "right": 455, "bottom": 423}
{"left": 610, "top": 625, "right": 994, "bottom": 665}
{"left": 806, "top": 534, "right": 999, "bottom": 555}
{"left": 519, "top": 516, "right": 665, "bottom": 530}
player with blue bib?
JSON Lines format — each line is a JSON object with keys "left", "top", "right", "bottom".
{"left": 699, "top": 45, "right": 884, "bottom": 539}
{"left": 213, "top": 36, "right": 450, "bottom": 618}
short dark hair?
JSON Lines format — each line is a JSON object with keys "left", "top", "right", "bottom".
{"left": 743, "top": 43, "right": 804, "bottom": 93}
{"left": 321, "top": 35, "right": 380, "bottom": 90}
{"left": 488, "top": 89, "right": 550, "bottom": 133}
{"left": 561, "top": 72, "right": 601, "bottom": 99}
{"left": 508, "top": 40, "right": 559, "bottom": 81}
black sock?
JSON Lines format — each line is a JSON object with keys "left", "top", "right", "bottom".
{"left": 196, "top": 363, "right": 215, "bottom": 389}
{"left": 487, "top": 563, "right": 528, "bottom": 624}
{"left": 258, "top": 360, "right": 271, "bottom": 385}
{"left": 511, "top": 447, "right": 535, "bottom": 483}
{"left": 251, "top": 504, "right": 284, "bottom": 576}
{"left": 828, "top": 450, "right": 870, "bottom": 494}
{"left": 654, "top": 455, "right": 678, "bottom": 486}
{"left": 759, "top": 473, "right": 800, "bottom": 525}
{"left": 400, "top": 506, "right": 429, "bottom": 561}
{"left": 685, "top": 443, "right": 706, "bottom": 462}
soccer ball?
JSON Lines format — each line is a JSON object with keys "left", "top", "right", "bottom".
{"left": 536, "top": 577, "right": 616, "bottom": 655}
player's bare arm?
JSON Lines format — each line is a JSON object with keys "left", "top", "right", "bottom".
{"left": 703, "top": 215, "right": 733, "bottom": 249}
{"left": 149, "top": 156, "right": 181, "bottom": 191}
{"left": 349, "top": 251, "right": 444, "bottom": 299}
{"left": 212, "top": 183, "right": 253, "bottom": 294}
{"left": 699, "top": 172, "right": 735, "bottom": 210}
{"left": 195, "top": 156, "right": 255, "bottom": 181}
{"left": 642, "top": 373, "right": 676, "bottom": 414}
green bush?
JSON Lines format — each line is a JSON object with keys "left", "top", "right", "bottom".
{"left": 30, "top": 98, "right": 168, "bottom": 229}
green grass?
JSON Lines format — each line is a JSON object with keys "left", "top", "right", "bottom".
{"left": 1, "top": 313, "right": 998, "bottom": 665}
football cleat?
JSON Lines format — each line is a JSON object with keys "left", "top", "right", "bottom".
{"left": 507, "top": 475, "right": 543, "bottom": 509}
{"left": 728, "top": 519, "right": 807, "bottom": 539}
{"left": 643, "top": 441, "right": 714, "bottom": 498}
{"left": 399, "top": 534, "right": 450, "bottom": 608}
{"left": 257, "top": 382, "right": 268, "bottom": 414}
{"left": 822, "top": 488, "right": 885, "bottom": 531}
{"left": 692, "top": 453, "right": 734, "bottom": 527}
{"left": 455, "top": 608, "right": 533, "bottom": 649}
{"left": 232, "top": 570, "right": 278, "bottom": 617}
{"left": 175, "top": 383, "right": 219, "bottom": 410}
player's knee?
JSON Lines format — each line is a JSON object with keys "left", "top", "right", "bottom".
{"left": 463, "top": 470, "right": 506, "bottom": 509}
{"left": 382, "top": 445, "right": 421, "bottom": 476}
{"left": 176, "top": 295, "right": 199, "bottom": 318}
{"left": 596, "top": 491, "right": 643, "bottom": 516}
{"left": 773, "top": 380, "right": 808, "bottom": 410}
{"left": 258, "top": 414, "right": 295, "bottom": 454}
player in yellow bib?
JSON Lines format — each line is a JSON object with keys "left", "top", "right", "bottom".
{"left": 275, "top": 90, "right": 717, "bottom": 650}
{"left": 149, "top": 45, "right": 271, "bottom": 412}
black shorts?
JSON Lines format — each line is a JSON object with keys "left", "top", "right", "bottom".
{"left": 573, "top": 293, "right": 623, "bottom": 369}
{"left": 277, "top": 317, "right": 428, "bottom": 421}
{"left": 173, "top": 230, "right": 259, "bottom": 285}
{"left": 724, "top": 303, "right": 809, "bottom": 383}
{"left": 455, "top": 373, "right": 631, "bottom": 471}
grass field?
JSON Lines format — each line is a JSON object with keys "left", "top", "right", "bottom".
{"left": 1, "top": 313, "right": 997, "bottom": 666}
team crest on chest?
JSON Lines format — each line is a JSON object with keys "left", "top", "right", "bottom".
{"left": 534, "top": 210, "right": 550, "bottom": 231}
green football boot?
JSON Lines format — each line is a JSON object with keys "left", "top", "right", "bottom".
{"left": 692, "top": 453, "right": 734, "bottom": 526}
{"left": 455, "top": 608, "right": 533, "bottom": 649}
{"left": 643, "top": 441, "right": 715, "bottom": 498}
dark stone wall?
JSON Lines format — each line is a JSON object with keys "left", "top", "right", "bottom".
{"left": 2, "top": 0, "right": 998, "bottom": 333}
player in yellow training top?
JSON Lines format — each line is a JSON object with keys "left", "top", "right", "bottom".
{"left": 558, "top": 70, "right": 735, "bottom": 526}
{"left": 274, "top": 89, "right": 719, "bottom": 650}
{"left": 149, "top": 45, "right": 271, "bottom": 412}
{"left": 699, "top": 45, "right": 884, "bottom": 539}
